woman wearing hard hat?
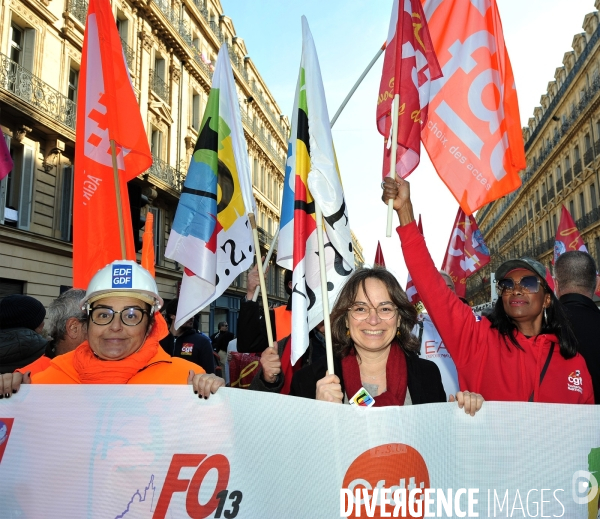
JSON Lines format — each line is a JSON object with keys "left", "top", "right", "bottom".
{"left": 29, "top": 260, "right": 223, "bottom": 397}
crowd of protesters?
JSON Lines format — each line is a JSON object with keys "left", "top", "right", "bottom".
{"left": 0, "top": 178, "right": 597, "bottom": 408}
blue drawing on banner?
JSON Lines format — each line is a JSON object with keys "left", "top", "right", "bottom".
{"left": 114, "top": 474, "right": 156, "bottom": 518}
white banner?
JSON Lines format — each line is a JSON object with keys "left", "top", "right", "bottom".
{"left": 0, "top": 386, "right": 598, "bottom": 518}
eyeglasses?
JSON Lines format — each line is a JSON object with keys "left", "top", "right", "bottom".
{"left": 496, "top": 275, "right": 541, "bottom": 296}
{"left": 90, "top": 306, "right": 149, "bottom": 326}
{"left": 348, "top": 303, "right": 397, "bottom": 321}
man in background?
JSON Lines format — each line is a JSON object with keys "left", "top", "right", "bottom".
{"left": 554, "top": 251, "right": 600, "bottom": 404}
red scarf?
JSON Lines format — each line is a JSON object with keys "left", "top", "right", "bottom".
{"left": 72, "top": 313, "right": 169, "bottom": 384}
{"left": 341, "top": 341, "right": 408, "bottom": 407}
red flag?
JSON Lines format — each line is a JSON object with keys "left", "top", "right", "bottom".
{"left": 0, "top": 135, "right": 12, "bottom": 181}
{"left": 141, "top": 212, "right": 155, "bottom": 278}
{"left": 554, "top": 205, "right": 587, "bottom": 263}
{"left": 377, "top": 0, "right": 442, "bottom": 179}
{"left": 405, "top": 215, "right": 423, "bottom": 308}
{"left": 441, "top": 208, "right": 490, "bottom": 298}
{"left": 374, "top": 241, "right": 386, "bottom": 267}
{"left": 421, "top": 0, "right": 526, "bottom": 214}
{"left": 73, "top": 0, "right": 152, "bottom": 288}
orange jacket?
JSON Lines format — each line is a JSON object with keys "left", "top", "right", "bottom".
{"left": 32, "top": 347, "right": 203, "bottom": 384}
{"left": 16, "top": 355, "right": 52, "bottom": 376}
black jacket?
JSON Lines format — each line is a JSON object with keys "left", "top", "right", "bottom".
{"left": 560, "top": 293, "right": 600, "bottom": 404}
{"left": 210, "top": 330, "right": 234, "bottom": 353}
{"left": 0, "top": 328, "right": 48, "bottom": 374}
{"left": 160, "top": 328, "right": 215, "bottom": 374}
{"left": 290, "top": 348, "right": 447, "bottom": 404}
{"left": 237, "top": 296, "right": 292, "bottom": 353}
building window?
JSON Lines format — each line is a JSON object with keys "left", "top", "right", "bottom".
{"left": 148, "top": 206, "right": 163, "bottom": 266}
{"left": 565, "top": 155, "right": 571, "bottom": 170}
{"left": 591, "top": 184, "right": 597, "bottom": 210}
{"left": 556, "top": 166, "right": 561, "bottom": 179}
{"left": 68, "top": 67, "right": 79, "bottom": 103}
{"left": 552, "top": 214, "right": 557, "bottom": 236}
{"left": 9, "top": 22, "right": 35, "bottom": 73}
{"left": 569, "top": 200, "right": 575, "bottom": 218}
{"left": 585, "top": 133, "right": 591, "bottom": 151}
{"left": 574, "top": 146, "right": 580, "bottom": 162}
{"left": 59, "top": 165, "right": 74, "bottom": 242}
{"left": 116, "top": 17, "right": 129, "bottom": 43}
{"left": 580, "top": 192, "right": 585, "bottom": 218}
{"left": 253, "top": 158, "right": 258, "bottom": 186}
{"left": 0, "top": 139, "right": 35, "bottom": 230}
{"left": 151, "top": 127, "right": 163, "bottom": 160}
{"left": 545, "top": 220, "right": 550, "bottom": 241}
{"left": 192, "top": 92, "right": 201, "bottom": 131}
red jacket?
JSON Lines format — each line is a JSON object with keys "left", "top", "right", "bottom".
{"left": 399, "top": 221, "right": 594, "bottom": 404}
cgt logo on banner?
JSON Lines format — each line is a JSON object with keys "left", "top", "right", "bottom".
{"left": 153, "top": 454, "right": 242, "bottom": 519}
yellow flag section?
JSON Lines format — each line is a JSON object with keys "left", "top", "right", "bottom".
{"left": 165, "top": 45, "right": 256, "bottom": 328}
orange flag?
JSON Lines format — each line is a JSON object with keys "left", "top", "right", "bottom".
{"left": 72, "top": 0, "right": 152, "bottom": 288}
{"left": 421, "top": 0, "right": 526, "bottom": 214}
{"left": 141, "top": 212, "right": 155, "bottom": 278}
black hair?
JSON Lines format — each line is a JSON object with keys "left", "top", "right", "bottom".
{"left": 488, "top": 285, "right": 578, "bottom": 359}
{"left": 555, "top": 251, "right": 597, "bottom": 296}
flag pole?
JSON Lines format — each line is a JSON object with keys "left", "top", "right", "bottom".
{"left": 330, "top": 42, "right": 386, "bottom": 128}
{"left": 252, "top": 225, "right": 280, "bottom": 302}
{"left": 315, "top": 202, "right": 335, "bottom": 376}
{"left": 386, "top": 94, "right": 400, "bottom": 237}
{"left": 248, "top": 213, "right": 274, "bottom": 348}
{"left": 110, "top": 139, "right": 127, "bottom": 258}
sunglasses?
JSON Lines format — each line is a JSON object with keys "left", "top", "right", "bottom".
{"left": 496, "top": 275, "right": 541, "bottom": 296}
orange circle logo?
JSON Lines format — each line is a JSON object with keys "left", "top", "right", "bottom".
{"left": 342, "top": 443, "right": 430, "bottom": 518}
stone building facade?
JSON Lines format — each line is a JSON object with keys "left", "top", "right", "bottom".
{"left": 0, "top": 0, "right": 293, "bottom": 334}
{"left": 470, "top": 1, "right": 600, "bottom": 306}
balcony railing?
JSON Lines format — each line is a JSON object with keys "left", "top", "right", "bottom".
{"left": 67, "top": 0, "right": 88, "bottom": 25}
{"left": 239, "top": 107, "right": 285, "bottom": 169}
{"left": 0, "top": 53, "right": 76, "bottom": 130}
{"left": 153, "top": 0, "right": 193, "bottom": 46}
{"left": 584, "top": 147, "right": 594, "bottom": 165}
{"left": 121, "top": 38, "right": 135, "bottom": 70}
{"left": 547, "top": 186, "right": 555, "bottom": 202}
{"left": 575, "top": 206, "right": 600, "bottom": 231}
{"left": 564, "top": 168, "right": 573, "bottom": 185}
{"left": 149, "top": 69, "right": 169, "bottom": 101}
{"left": 525, "top": 20, "right": 600, "bottom": 151}
{"left": 148, "top": 154, "right": 181, "bottom": 192}
{"left": 556, "top": 178, "right": 563, "bottom": 192}
{"left": 574, "top": 159, "right": 583, "bottom": 176}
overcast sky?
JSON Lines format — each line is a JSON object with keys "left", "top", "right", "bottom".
{"left": 220, "top": 0, "right": 597, "bottom": 286}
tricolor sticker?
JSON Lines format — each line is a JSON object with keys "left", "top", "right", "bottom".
{"left": 112, "top": 264, "right": 133, "bottom": 288}
{"left": 0, "top": 418, "right": 14, "bottom": 464}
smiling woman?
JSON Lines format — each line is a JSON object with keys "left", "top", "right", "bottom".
{"left": 25, "top": 260, "right": 224, "bottom": 398}
{"left": 382, "top": 177, "right": 594, "bottom": 405}
{"left": 290, "top": 268, "right": 484, "bottom": 415}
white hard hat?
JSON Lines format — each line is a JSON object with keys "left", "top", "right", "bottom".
{"left": 81, "top": 260, "right": 163, "bottom": 313}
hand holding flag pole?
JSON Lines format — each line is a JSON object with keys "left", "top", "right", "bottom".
{"left": 252, "top": 225, "right": 280, "bottom": 302}
{"left": 248, "top": 213, "right": 274, "bottom": 349}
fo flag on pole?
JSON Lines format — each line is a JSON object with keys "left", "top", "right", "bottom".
{"left": 554, "top": 205, "right": 588, "bottom": 263}
{"left": 73, "top": 0, "right": 151, "bottom": 288}
{"left": 421, "top": 0, "right": 526, "bottom": 214}
{"left": 405, "top": 215, "right": 423, "bottom": 308}
{"left": 441, "top": 208, "right": 490, "bottom": 298}
{"left": 376, "top": 0, "right": 442, "bottom": 179}
{"left": 374, "top": 241, "right": 386, "bottom": 267}
{"left": 165, "top": 46, "right": 255, "bottom": 329}
{"left": 276, "top": 17, "right": 354, "bottom": 365}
